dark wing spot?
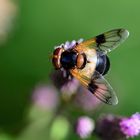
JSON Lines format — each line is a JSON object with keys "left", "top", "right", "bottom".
{"left": 96, "top": 34, "right": 106, "bottom": 45}
{"left": 88, "top": 81, "right": 98, "bottom": 94}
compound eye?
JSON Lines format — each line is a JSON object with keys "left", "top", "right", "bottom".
{"left": 76, "top": 53, "right": 86, "bottom": 69}
{"left": 53, "top": 48, "right": 61, "bottom": 55}
{"left": 52, "top": 48, "right": 64, "bottom": 69}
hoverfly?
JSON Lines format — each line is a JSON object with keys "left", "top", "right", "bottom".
{"left": 52, "top": 29, "right": 129, "bottom": 105}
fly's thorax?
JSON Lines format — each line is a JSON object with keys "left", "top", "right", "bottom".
{"left": 60, "top": 50, "right": 78, "bottom": 69}
{"left": 60, "top": 50, "right": 88, "bottom": 70}
{"left": 86, "top": 49, "right": 98, "bottom": 65}
{"left": 78, "top": 49, "right": 97, "bottom": 78}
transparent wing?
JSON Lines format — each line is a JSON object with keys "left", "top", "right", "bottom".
{"left": 70, "top": 69, "right": 118, "bottom": 105}
{"left": 75, "top": 29, "right": 129, "bottom": 53}
{"left": 89, "top": 71, "right": 118, "bottom": 105}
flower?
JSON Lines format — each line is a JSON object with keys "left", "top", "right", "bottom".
{"left": 54, "top": 38, "right": 83, "bottom": 54}
{"left": 95, "top": 113, "right": 140, "bottom": 140}
{"left": 63, "top": 38, "right": 83, "bottom": 50}
{"left": 75, "top": 116, "right": 95, "bottom": 139}
{"left": 120, "top": 113, "right": 140, "bottom": 138}
{"left": 32, "top": 84, "right": 59, "bottom": 111}
{"left": 51, "top": 70, "right": 80, "bottom": 100}
{"left": 95, "top": 114, "right": 124, "bottom": 140}
{"left": 73, "top": 86, "right": 102, "bottom": 112}
{"left": 60, "top": 78, "right": 79, "bottom": 100}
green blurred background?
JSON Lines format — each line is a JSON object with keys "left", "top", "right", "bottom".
{"left": 0, "top": 0, "right": 140, "bottom": 139}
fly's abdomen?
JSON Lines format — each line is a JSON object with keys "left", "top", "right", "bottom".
{"left": 95, "top": 52, "right": 110, "bottom": 75}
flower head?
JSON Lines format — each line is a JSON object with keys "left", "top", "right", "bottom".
{"left": 95, "top": 113, "right": 140, "bottom": 140}
{"left": 55, "top": 38, "right": 83, "bottom": 50}
{"left": 51, "top": 70, "right": 79, "bottom": 98}
{"left": 95, "top": 114, "right": 123, "bottom": 140}
{"left": 75, "top": 116, "right": 95, "bottom": 139}
{"left": 73, "top": 86, "right": 101, "bottom": 112}
{"left": 60, "top": 78, "right": 79, "bottom": 100}
{"left": 32, "top": 84, "right": 59, "bottom": 111}
{"left": 120, "top": 113, "right": 140, "bottom": 138}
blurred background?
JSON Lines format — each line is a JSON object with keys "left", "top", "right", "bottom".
{"left": 0, "top": 0, "right": 140, "bottom": 140}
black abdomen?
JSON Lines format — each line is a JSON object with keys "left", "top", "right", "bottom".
{"left": 95, "top": 52, "right": 110, "bottom": 75}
